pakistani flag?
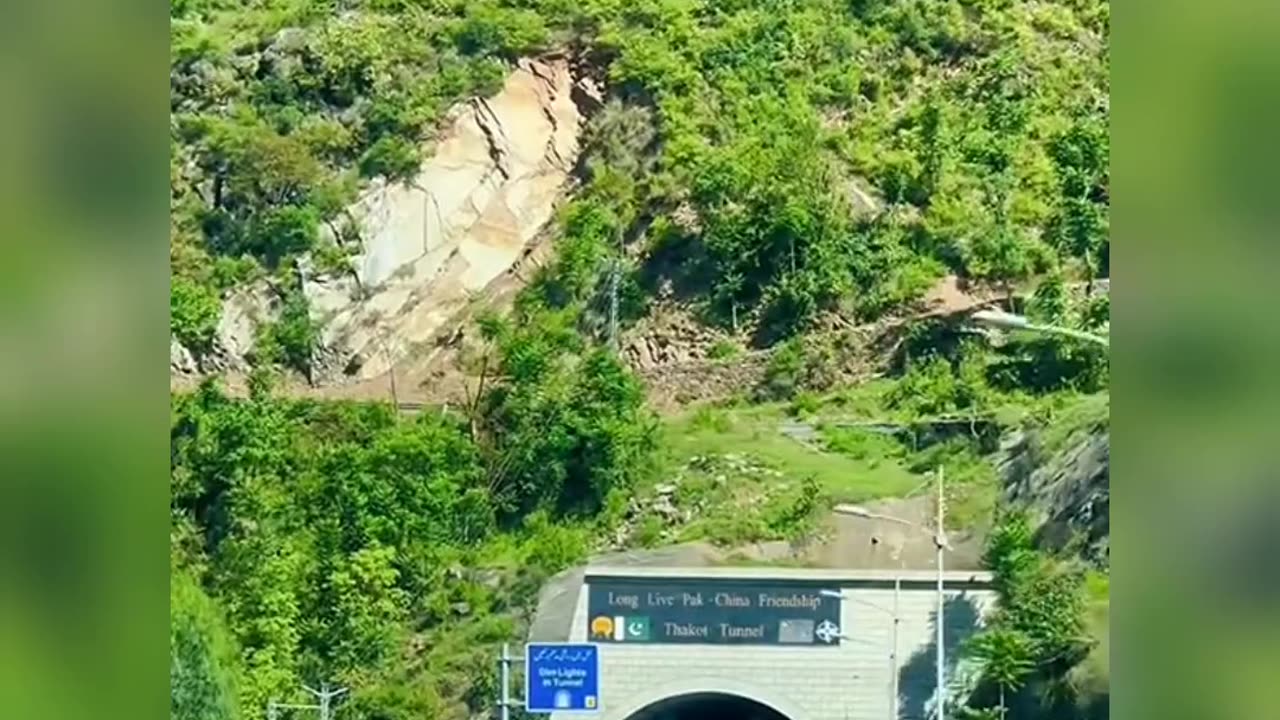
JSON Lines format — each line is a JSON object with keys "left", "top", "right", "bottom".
{"left": 612, "top": 616, "right": 650, "bottom": 641}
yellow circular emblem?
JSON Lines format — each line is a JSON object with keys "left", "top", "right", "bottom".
{"left": 589, "top": 616, "right": 614, "bottom": 637}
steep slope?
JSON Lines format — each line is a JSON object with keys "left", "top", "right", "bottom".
{"left": 171, "top": 57, "right": 600, "bottom": 385}
{"left": 999, "top": 394, "right": 1110, "bottom": 566}
{"left": 305, "top": 57, "right": 599, "bottom": 383}
{"left": 170, "top": 2, "right": 1110, "bottom": 720}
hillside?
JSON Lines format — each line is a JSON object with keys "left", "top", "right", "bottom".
{"left": 169, "top": 1, "right": 1109, "bottom": 720}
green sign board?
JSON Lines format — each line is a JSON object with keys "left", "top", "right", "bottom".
{"left": 585, "top": 577, "right": 842, "bottom": 646}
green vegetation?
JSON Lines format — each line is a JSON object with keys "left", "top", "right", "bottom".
{"left": 171, "top": 565, "right": 242, "bottom": 720}
{"left": 960, "top": 512, "right": 1102, "bottom": 719}
{"left": 706, "top": 338, "right": 742, "bottom": 361}
{"left": 171, "top": 0, "right": 1108, "bottom": 718}
{"left": 170, "top": 297, "right": 1107, "bottom": 720}
{"left": 642, "top": 336, "right": 1107, "bottom": 548}
{"left": 170, "top": 0, "right": 528, "bottom": 370}
{"left": 663, "top": 401, "right": 922, "bottom": 507}
{"left": 170, "top": 312, "right": 654, "bottom": 719}
{"left": 171, "top": 0, "right": 1108, "bottom": 367}
{"left": 253, "top": 283, "right": 318, "bottom": 374}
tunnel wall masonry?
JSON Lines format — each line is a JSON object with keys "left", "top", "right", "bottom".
{"left": 545, "top": 570, "right": 997, "bottom": 720}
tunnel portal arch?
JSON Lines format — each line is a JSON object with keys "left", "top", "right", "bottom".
{"left": 612, "top": 678, "right": 808, "bottom": 720}
{"left": 539, "top": 566, "right": 998, "bottom": 720}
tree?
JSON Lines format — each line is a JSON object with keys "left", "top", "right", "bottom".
{"left": 965, "top": 513, "right": 1092, "bottom": 718}
{"left": 967, "top": 628, "right": 1035, "bottom": 716}
{"left": 256, "top": 286, "right": 318, "bottom": 376}
{"left": 359, "top": 136, "right": 421, "bottom": 181}
{"left": 171, "top": 276, "right": 221, "bottom": 352}
{"left": 251, "top": 205, "right": 320, "bottom": 264}
{"left": 478, "top": 311, "right": 654, "bottom": 519}
{"left": 966, "top": 225, "right": 1032, "bottom": 300}
{"left": 1027, "top": 272, "right": 1067, "bottom": 325}
{"left": 453, "top": 2, "right": 550, "bottom": 59}
{"left": 918, "top": 97, "right": 948, "bottom": 202}
{"left": 320, "top": 543, "right": 409, "bottom": 673}
{"left": 168, "top": 1, "right": 1111, "bottom": 716}
{"left": 1048, "top": 118, "right": 1109, "bottom": 288}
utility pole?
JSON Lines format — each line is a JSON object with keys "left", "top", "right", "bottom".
{"left": 496, "top": 642, "right": 525, "bottom": 720}
{"left": 500, "top": 643, "right": 512, "bottom": 720}
{"left": 386, "top": 342, "right": 399, "bottom": 410}
{"left": 268, "top": 683, "right": 348, "bottom": 720}
{"left": 934, "top": 466, "right": 947, "bottom": 720}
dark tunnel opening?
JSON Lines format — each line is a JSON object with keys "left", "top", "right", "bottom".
{"left": 625, "top": 693, "right": 792, "bottom": 720}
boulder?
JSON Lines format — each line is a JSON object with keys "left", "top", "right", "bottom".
{"left": 171, "top": 338, "right": 197, "bottom": 375}
{"left": 203, "top": 282, "right": 275, "bottom": 373}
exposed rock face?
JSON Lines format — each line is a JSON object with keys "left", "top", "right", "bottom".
{"left": 306, "top": 56, "right": 595, "bottom": 382}
{"left": 170, "top": 338, "right": 197, "bottom": 374}
{"left": 173, "top": 282, "right": 276, "bottom": 377}
{"left": 999, "top": 426, "right": 1110, "bottom": 567}
{"left": 173, "top": 57, "right": 595, "bottom": 383}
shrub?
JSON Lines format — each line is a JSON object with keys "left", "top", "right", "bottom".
{"left": 249, "top": 205, "right": 320, "bottom": 265}
{"left": 987, "top": 337, "right": 1108, "bottom": 394}
{"left": 707, "top": 339, "right": 741, "bottom": 361}
{"left": 171, "top": 568, "right": 242, "bottom": 720}
{"left": 171, "top": 277, "right": 222, "bottom": 353}
{"left": 311, "top": 241, "right": 353, "bottom": 278}
{"left": 688, "top": 405, "right": 732, "bottom": 433}
{"left": 764, "top": 475, "right": 823, "bottom": 541}
{"left": 633, "top": 516, "right": 665, "bottom": 548}
{"left": 358, "top": 135, "right": 421, "bottom": 181}
{"left": 453, "top": 3, "right": 549, "bottom": 59}
{"left": 887, "top": 352, "right": 989, "bottom": 417}
{"left": 789, "top": 391, "right": 822, "bottom": 417}
{"left": 256, "top": 290, "right": 317, "bottom": 374}
{"left": 758, "top": 339, "right": 806, "bottom": 401}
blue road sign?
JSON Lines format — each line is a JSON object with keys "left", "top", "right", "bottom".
{"left": 525, "top": 643, "right": 600, "bottom": 713}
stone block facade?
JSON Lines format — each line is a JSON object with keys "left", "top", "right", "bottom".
{"left": 544, "top": 567, "right": 997, "bottom": 720}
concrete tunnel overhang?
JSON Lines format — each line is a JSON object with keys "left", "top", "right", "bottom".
{"left": 537, "top": 563, "right": 999, "bottom": 720}
{"left": 611, "top": 677, "right": 808, "bottom": 720}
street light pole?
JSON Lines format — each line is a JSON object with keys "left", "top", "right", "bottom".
{"left": 891, "top": 575, "right": 900, "bottom": 720}
{"left": 832, "top": 469, "right": 949, "bottom": 720}
{"left": 500, "top": 643, "right": 511, "bottom": 720}
{"left": 970, "top": 309, "right": 1109, "bottom": 347}
{"left": 934, "top": 466, "right": 946, "bottom": 720}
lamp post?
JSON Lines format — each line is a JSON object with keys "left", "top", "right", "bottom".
{"left": 834, "top": 468, "right": 949, "bottom": 719}
{"left": 970, "top": 309, "right": 1109, "bottom": 347}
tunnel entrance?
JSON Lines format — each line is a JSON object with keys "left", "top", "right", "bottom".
{"left": 625, "top": 693, "right": 792, "bottom": 720}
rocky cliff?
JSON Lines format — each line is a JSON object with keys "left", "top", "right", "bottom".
{"left": 173, "top": 57, "right": 598, "bottom": 383}
{"left": 999, "top": 414, "right": 1110, "bottom": 567}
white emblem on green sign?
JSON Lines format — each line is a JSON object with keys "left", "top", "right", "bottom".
{"left": 612, "top": 615, "right": 650, "bottom": 641}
